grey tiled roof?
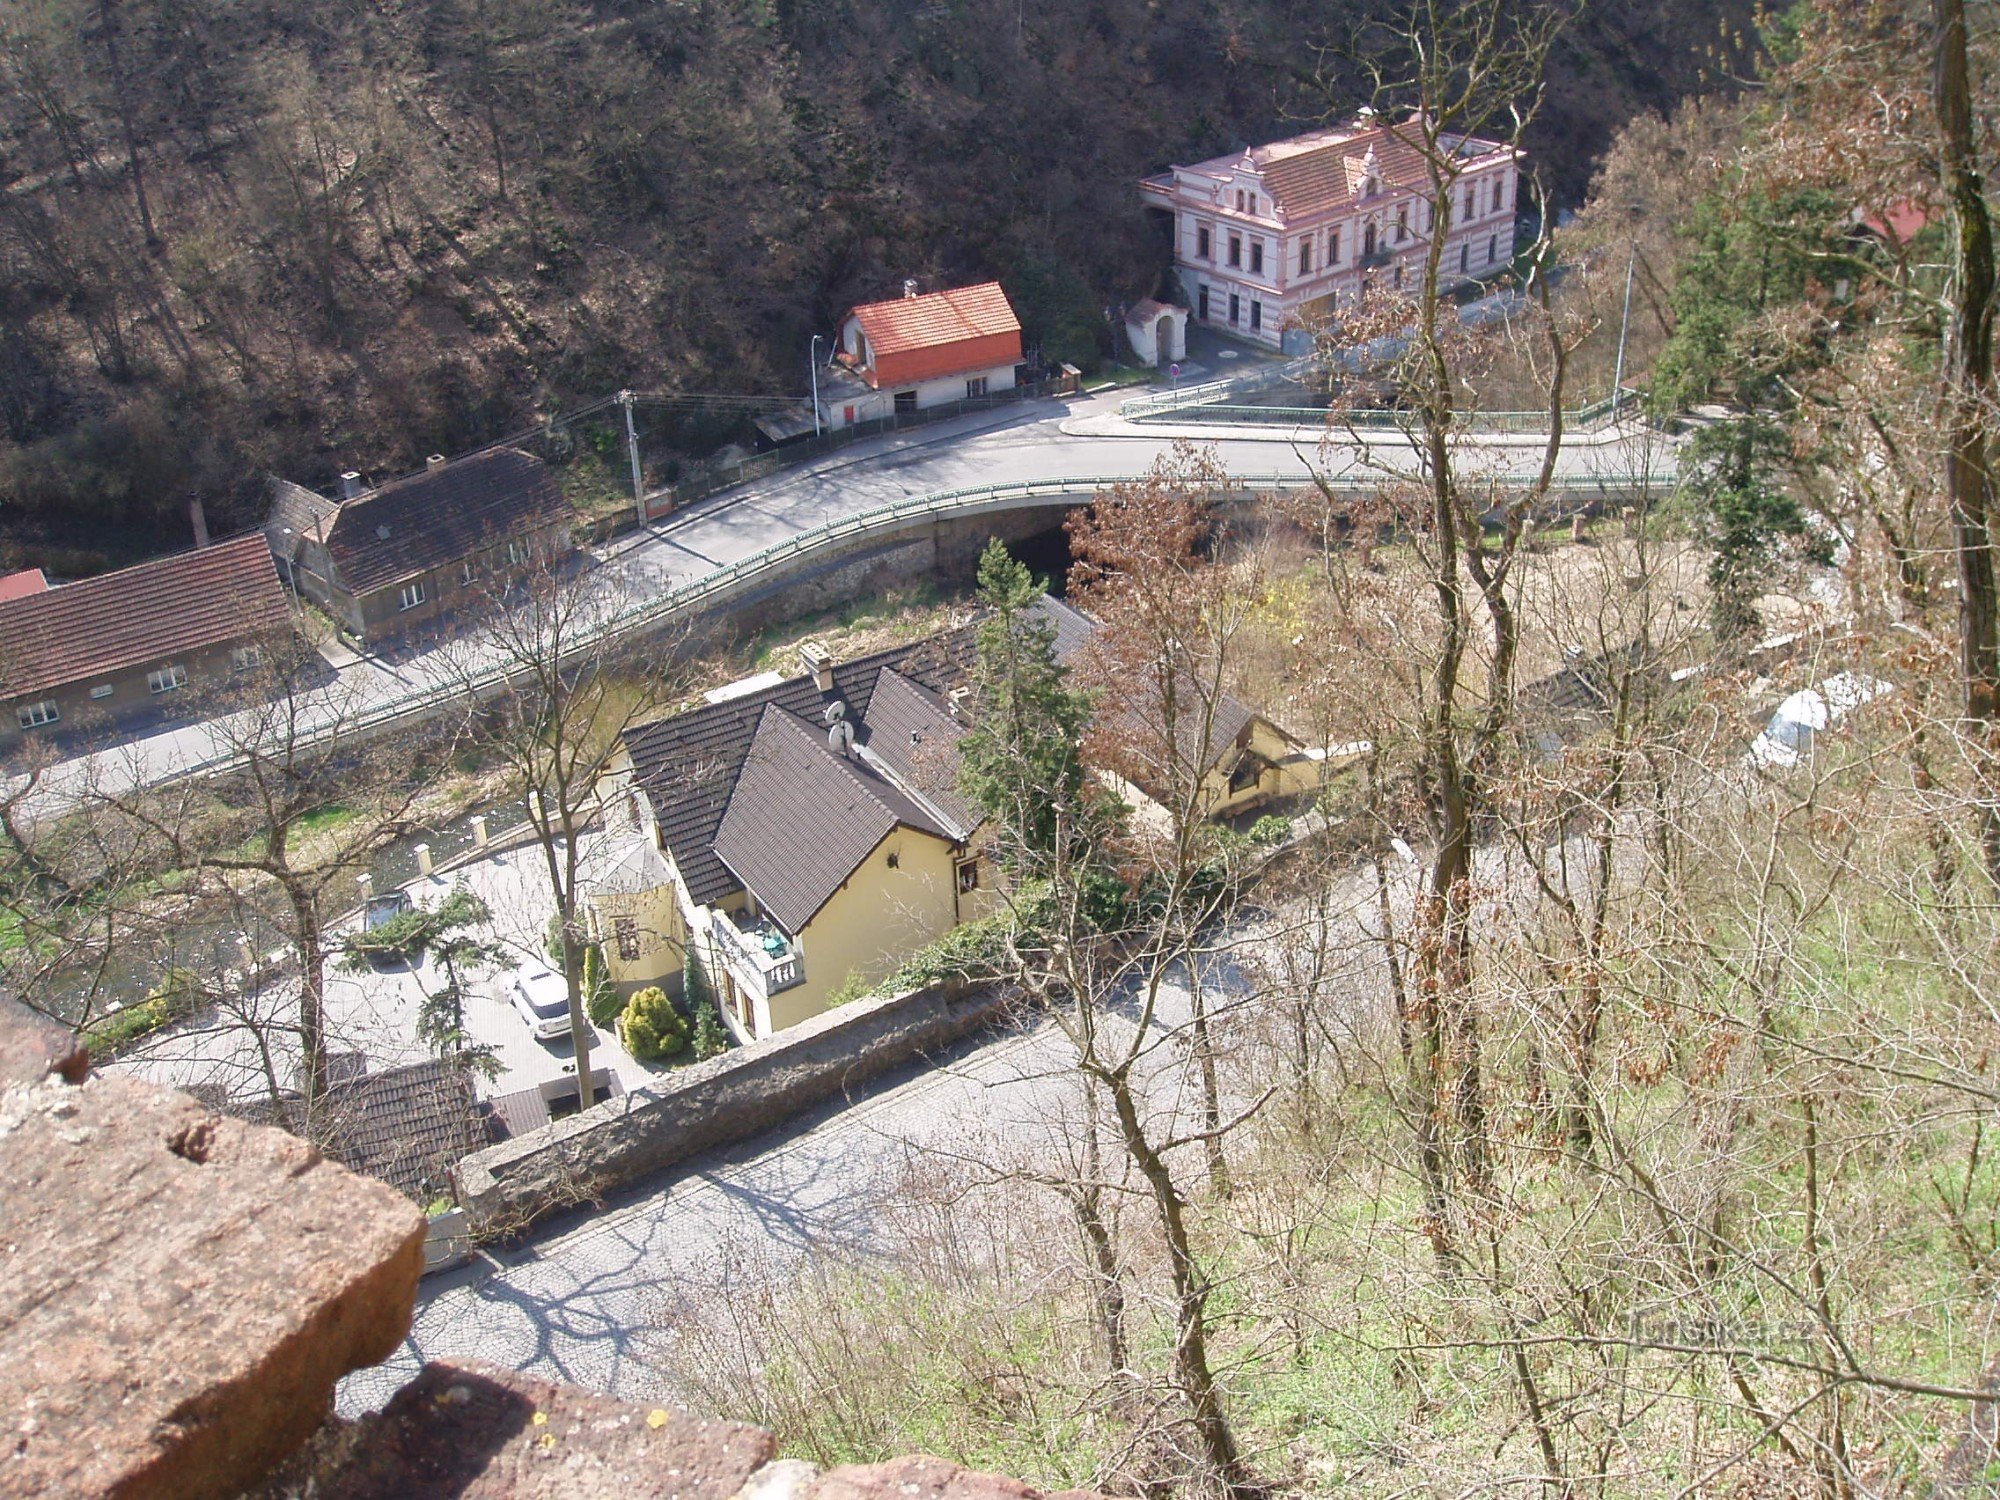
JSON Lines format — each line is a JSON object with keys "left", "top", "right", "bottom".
{"left": 318, "top": 448, "right": 572, "bottom": 595}
{"left": 713, "top": 704, "right": 953, "bottom": 934}
{"left": 858, "top": 669, "right": 978, "bottom": 834}
{"left": 623, "top": 623, "right": 978, "bottom": 910}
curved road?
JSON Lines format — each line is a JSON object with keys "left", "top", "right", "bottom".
{"left": 9, "top": 385, "right": 1677, "bottom": 808}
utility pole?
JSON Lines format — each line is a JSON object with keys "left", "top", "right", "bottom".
{"left": 1611, "top": 244, "right": 1637, "bottom": 406}
{"left": 618, "top": 390, "right": 644, "bottom": 515}
{"left": 810, "top": 334, "right": 825, "bottom": 438}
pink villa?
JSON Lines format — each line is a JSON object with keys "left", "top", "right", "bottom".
{"left": 1139, "top": 113, "right": 1522, "bottom": 350}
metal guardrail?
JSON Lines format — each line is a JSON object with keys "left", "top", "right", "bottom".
{"left": 1123, "top": 382, "right": 1639, "bottom": 431}
{"left": 162, "top": 462, "right": 1681, "bottom": 784}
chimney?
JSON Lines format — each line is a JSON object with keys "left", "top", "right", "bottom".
{"left": 339, "top": 471, "right": 365, "bottom": 501}
{"left": 902, "top": 278, "right": 920, "bottom": 299}
{"left": 947, "top": 685, "right": 971, "bottom": 721}
{"left": 426, "top": 454, "right": 447, "bottom": 472}
{"left": 799, "top": 640, "right": 835, "bottom": 693}
{"left": 188, "top": 498, "right": 210, "bottom": 550}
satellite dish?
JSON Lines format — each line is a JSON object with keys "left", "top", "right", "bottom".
{"left": 823, "top": 700, "right": 847, "bottom": 724}
{"left": 828, "top": 719, "right": 855, "bottom": 754}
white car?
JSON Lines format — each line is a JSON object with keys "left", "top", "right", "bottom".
{"left": 1745, "top": 672, "right": 1893, "bottom": 770}
{"left": 508, "top": 963, "right": 573, "bottom": 1042}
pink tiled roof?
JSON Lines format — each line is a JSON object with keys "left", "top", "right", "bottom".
{"left": 1167, "top": 118, "right": 1511, "bottom": 221}
{"left": 0, "top": 569, "right": 49, "bottom": 602}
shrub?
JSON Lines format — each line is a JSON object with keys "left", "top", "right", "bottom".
{"left": 1248, "top": 814, "right": 1292, "bottom": 847}
{"left": 691, "top": 999, "right": 730, "bottom": 1060}
{"left": 84, "top": 967, "right": 205, "bottom": 1058}
{"left": 620, "top": 985, "right": 690, "bottom": 1060}
{"left": 582, "top": 943, "right": 622, "bottom": 1027}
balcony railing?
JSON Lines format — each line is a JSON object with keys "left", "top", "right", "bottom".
{"left": 711, "top": 911, "right": 804, "bottom": 1000}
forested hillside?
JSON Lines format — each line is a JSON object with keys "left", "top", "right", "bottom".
{"left": 0, "top": 0, "right": 1750, "bottom": 568}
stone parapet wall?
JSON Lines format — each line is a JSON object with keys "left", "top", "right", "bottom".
{"left": 453, "top": 978, "right": 1017, "bottom": 1237}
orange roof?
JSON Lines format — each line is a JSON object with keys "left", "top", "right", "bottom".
{"left": 0, "top": 535, "right": 290, "bottom": 699}
{"left": 851, "top": 283, "right": 1021, "bottom": 358}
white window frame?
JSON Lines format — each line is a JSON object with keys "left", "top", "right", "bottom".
{"left": 89, "top": 684, "right": 114, "bottom": 701}
{"left": 398, "top": 580, "right": 426, "bottom": 612}
{"left": 956, "top": 858, "right": 980, "bottom": 895}
{"left": 230, "top": 644, "right": 262, "bottom": 673}
{"left": 15, "top": 700, "right": 59, "bottom": 729}
{"left": 965, "top": 376, "right": 988, "bottom": 399}
{"left": 504, "top": 539, "right": 525, "bottom": 567}
{"left": 460, "top": 559, "right": 478, "bottom": 586}
{"left": 147, "top": 664, "right": 187, "bottom": 695}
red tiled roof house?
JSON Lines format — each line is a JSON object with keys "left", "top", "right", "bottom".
{"left": 1140, "top": 114, "right": 1521, "bottom": 348}
{"left": 0, "top": 535, "right": 291, "bottom": 745}
{"left": 820, "top": 282, "right": 1024, "bottom": 431}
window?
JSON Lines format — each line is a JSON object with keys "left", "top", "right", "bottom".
{"left": 1198, "top": 285, "right": 1210, "bottom": 320}
{"left": 956, "top": 859, "right": 980, "bottom": 895}
{"left": 893, "top": 390, "right": 918, "bottom": 415}
{"left": 1250, "top": 300, "right": 1262, "bottom": 331}
{"left": 1196, "top": 225, "right": 1211, "bottom": 260}
{"left": 1235, "top": 189, "right": 1245, "bottom": 211}
{"left": 1500, "top": 176, "right": 1510, "bottom": 211}
{"left": 15, "top": 700, "right": 58, "bottom": 729}
{"left": 1395, "top": 204, "right": 1408, "bottom": 242}
{"left": 1460, "top": 188, "right": 1470, "bottom": 223}
{"left": 1329, "top": 228, "right": 1341, "bottom": 264}
{"left": 965, "top": 376, "right": 988, "bottom": 399}
{"left": 1228, "top": 234, "right": 1242, "bottom": 268}
{"left": 230, "top": 644, "right": 262, "bottom": 673}
{"left": 147, "top": 664, "right": 187, "bottom": 695}
{"left": 1363, "top": 223, "right": 1377, "bottom": 258}
{"left": 1487, "top": 233, "right": 1498, "bottom": 265}
{"left": 1298, "top": 239, "right": 1312, "bottom": 275}
{"left": 398, "top": 581, "right": 425, "bottom": 612}
{"left": 89, "top": 685, "right": 113, "bottom": 701}
{"left": 1250, "top": 240, "right": 1264, "bottom": 276}
{"left": 504, "top": 539, "right": 525, "bottom": 567}
{"left": 460, "top": 560, "right": 478, "bottom": 586}
{"left": 1459, "top": 243, "right": 1470, "bottom": 274}
{"left": 1228, "top": 292, "right": 1240, "bottom": 325}
{"left": 613, "top": 915, "right": 640, "bottom": 962}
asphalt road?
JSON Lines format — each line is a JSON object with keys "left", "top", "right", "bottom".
{"left": 7, "top": 387, "right": 1676, "bottom": 814}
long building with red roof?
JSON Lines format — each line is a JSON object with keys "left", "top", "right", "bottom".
{"left": 1140, "top": 113, "right": 1521, "bottom": 349}
{"left": 0, "top": 534, "right": 291, "bottom": 745}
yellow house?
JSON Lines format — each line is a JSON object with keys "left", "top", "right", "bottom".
{"left": 580, "top": 838, "right": 687, "bottom": 998}
{"left": 600, "top": 595, "right": 1323, "bottom": 1043}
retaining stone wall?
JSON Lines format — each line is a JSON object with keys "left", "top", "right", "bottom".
{"left": 453, "top": 978, "right": 1017, "bottom": 1236}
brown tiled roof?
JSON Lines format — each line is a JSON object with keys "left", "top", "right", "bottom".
{"left": 0, "top": 535, "right": 290, "bottom": 700}
{"left": 851, "top": 283, "right": 1021, "bottom": 357}
{"left": 713, "top": 705, "right": 954, "bottom": 933}
{"left": 313, "top": 1058, "right": 488, "bottom": 1202}
{"left": 321, "top": 448, "right": 571, "bottom": 596}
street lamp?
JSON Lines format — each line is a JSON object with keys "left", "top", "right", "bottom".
{"left": 810, "top": 334, "right": 825, "bottom": 438}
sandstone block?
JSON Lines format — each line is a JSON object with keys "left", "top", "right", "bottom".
{"left": 0, "top": 1073, "right": 425, "bottom": 1498}
{"left": 272, "top": 1361, "right": 776, "bottom": 1497}
{"left": 0, "top": 992, "right": 87, "bottom": 1085}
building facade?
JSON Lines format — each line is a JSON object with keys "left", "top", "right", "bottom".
{"left": 1140, "top": 114, "right": 1522, "bottom": 350}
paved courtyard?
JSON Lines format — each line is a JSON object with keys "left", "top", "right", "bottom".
{"left": 112, "top": 828, "right": 659, "bottom": 1107}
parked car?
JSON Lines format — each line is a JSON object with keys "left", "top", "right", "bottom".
{"left": 360, "top": 890, "right": 421, "bottom": 971}
{"left": 508, "top": 963, "right": 573, "bottom": 1042}
{"left": 1745, "top": 672, "right": 1893, "bottom": 771}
